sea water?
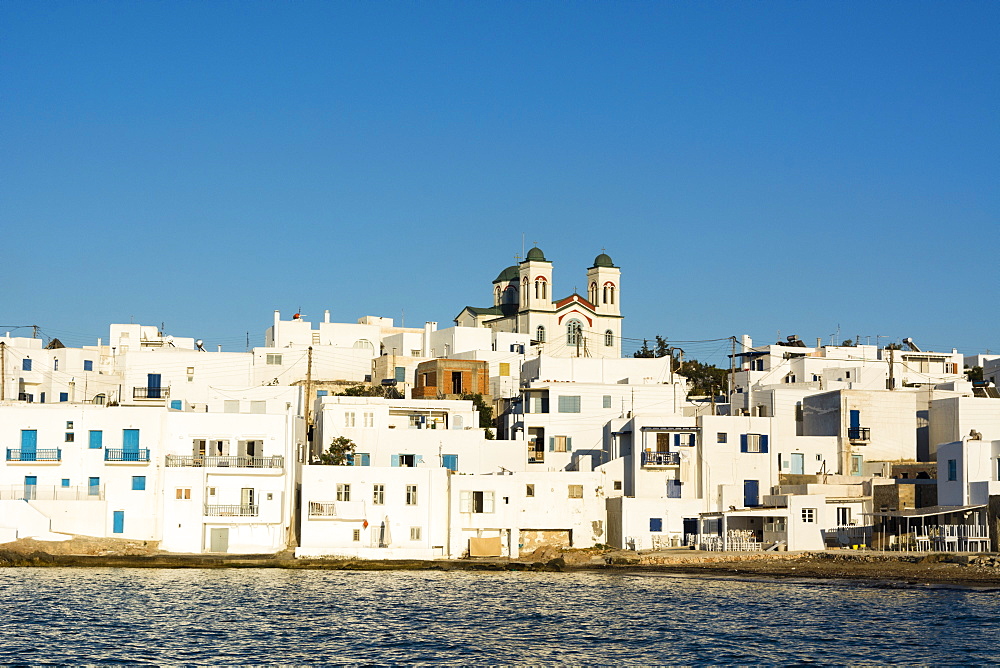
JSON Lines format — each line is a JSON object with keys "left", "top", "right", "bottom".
{"left": 0, "top": 568, "right": 997, "bottom": 664}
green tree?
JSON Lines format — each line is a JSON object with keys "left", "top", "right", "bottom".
{"left": 319, "top": 436, "right": 357, "bottom": 465}
{"left": 336, "top": 384, "right": 400, "bottom": 399}
{"left": 967, "top": 366, "right": 984, "bottom": 382}
{"left": 633, "top": 340, "right": 655, "bottom": 358}
{"left": 677, "top": 359, "right": 729, "bottom": 396}
{"left": 461, "top": 392, "right": 495, "bottom": 439}
{"left": 654, "top": 335, "right": 670, "bottom": 358}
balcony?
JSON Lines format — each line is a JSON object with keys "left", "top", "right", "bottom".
{"left": 6, "top": 449, "right": 62, "bottom": 462}
{"left": 0, "top": 484, "right": 105, "bottom": 501}
{"left": 204, "top": 504, "right": 258, "bottom": 517}
{"left": 133, "top": 386, "right": 170, "bottom": 400}
{"left": 104, "top": 448, "right": 151, "bottom": 463}
{"left": 307, "top": 500, "right": 365, "bottom": 519}
{"left": 848, "top": 427, "right": 871, "bottom": 443}
{"left": 642, "top": 451, "right": 680, "bottom": 467}
{"left": 165, "top": 455, "right": 284, "bottom": 468}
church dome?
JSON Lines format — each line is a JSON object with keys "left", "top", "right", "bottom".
{"left": 525, "top": 246, "right": 547, "bottom": 262}
{"left": 493, "top": 265, "right": 519, "bottom": 283}
{"left": 592, "top": 252, "right": 615, "bottom": 268}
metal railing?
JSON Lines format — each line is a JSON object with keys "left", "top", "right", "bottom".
{"left": 165, "top": 455, "right": 284, "bottom": 468}
{"left": 17, "top": 393, "right": 33, "bottom": 402}
{"left": 6, "top": 449, "right": 62, "bottom": 462}
{"left": 308, "top": 502, "right": 338, "bottom": 517}
{"left": 133, "top": 386, "right": 170, "bottom": 399}
{"left": 848, "top": 427, "right": 871, "bottom": 441}
{"left": 642, "top": 451, "right": 680, "bottom": 466}
{"left": 204, "top": 504, "right": 259, "bottom": 517}
{"left": 0, "top": 484, "right": 105, "bottom": 501}
{"left": 104, "top": 448, "right": 151, "bottom": 462}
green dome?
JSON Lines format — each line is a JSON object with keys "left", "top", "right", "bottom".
{"left": 593, "top": 252, "right": 615, "bottom": 268}
{"left": 525, "top": 246, "right": 547, "bottom": 262}
{"left": 493, "top": 265, "right": 519, "bottom": 283}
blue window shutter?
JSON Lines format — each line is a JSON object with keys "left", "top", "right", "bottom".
{"left": 88, "top": 477, "right": 100, "bottom": 495}
{"left": 740, "top": 434, "right": 748, "bottom": 453}
{"left": 146, "top": 374, "right": 162, "bottom": 399}
{"left": 22, "top": 359, "right": 32, "bottom": 371}
{"left": 316, "top": 390, "right": 328, "bottom": 397}
{"left": 760, "top": 435, "right": 769, "bottom": 453}
{"left": 391, "top": 454, "right": 400, "bottom": 467}
{"left": 170, "top": 400, "right": 182, "bottom": 410}
{"left": 849, "top": 410, "right": 860, "bottom": 429}
{"left": 40, "top": 392, "right": 46, "bottom": 403}
{"left": 744, "top": 480, "right": 759, "bottom": 507}
{"left": 112, "top": 511, "right": 124, "bottom": 534}
{"left": 89, "top": 430, "right": 103, "bottom": 449}
{"left": 359, "top": 453, "right": 370, "bottom": 466}
{"left": 566, "top": 437, "right": 572, "bottom": 452}
{"left": 21, "top": 430, "right": 37, "bottom": 451}
{"left": 61, "top": 479, "right": 70, "bottom": 487}
{"left": 415, "top": 454, "right": 424, "bottom": 466}
{"left": 59, "top": 392, "right": 68, "bottom": 402}
{"left": 132, "top": 476, "right": 146, "bottom": 491}
{"left": 123, "top": 429, "right": 140, "bottom": 453}
{"left": 443, "top": 454, "right": 458, "bottom": 471}
{"left": 549, "top": 437, "right": 555, "bottom": 452}
{"left": 83, "top": 360, "right": 93, "bottom": 371}
{"left": 649, "top": 518, "right": 663, "bottom": 532}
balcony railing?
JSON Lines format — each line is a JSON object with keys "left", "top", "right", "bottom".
{"left": 848, "top": 427, "right": 871, "bottom": 442}
{"left": 309, "top": 502, "right": 338, "bottom": 517}
{"left": 104, "top": 448, "right": 151, "bottom": 462}
{"left": 133, "top": 386, "right": 170, "bottom": 399}
{"left": 6, "top": 449, "right": 62, "bottom": 462}
{"left": 204, "top": 504, "right": 259, "bottom": 517}
{"left": 642, "top": 451, "right": 680, "bottom": 467}
{"left": 307, "top": 500, "right": 366, "bottom": 519}
{"left": 165, "top": 455, "right": 284, "bottom": 468}
{"left": 0, "top": 484, "right": 104, "bottom": 501}
{"left": 17, "top": 393, "right": 33, "bottom": 402}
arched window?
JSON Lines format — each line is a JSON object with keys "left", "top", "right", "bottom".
{"left": 522, "top": 277, "right": 529, "bottom": 303}
{"left": 502, "top": 285, "right": 517, "bottom": 304}
{"left": 539, "top": 278, "right": 547, "bottom": 300}
{"left": 567, "top": 319, "right": 583, "bottom": 346}
{"left": 610, "top": 285, "right": 615, "bottom": 304}
{"left": 536, "top": 325, "right": 546, "bottom": 343}
{"left": 494, "top": 286, "right": 501, "bottom": 305}
{"left": 353, "top": 339, "right": 375, "bottom": 354}
{"left": 603, "top": 286, "right": 608, "bottom": 304}
{"left": 590, "top": 282, "right": 598, "bottom": 304}
{"left": 605, "top": 330, "right": 614, "bottom": 346}
{"left": 604, "top": 283, "right": 616, "bottom": 305}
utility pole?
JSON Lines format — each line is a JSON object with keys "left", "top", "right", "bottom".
{"left": 0, "top": 341, "right": 5, "bottom": 401}
{"left": 305, "top": 346, "right": 314, "bottom": 453}
{"left": 729, "top": 336, "right": 736, "bottom": 402}
{"left": 888, "top": 345, "right": 895, "bottom": 390}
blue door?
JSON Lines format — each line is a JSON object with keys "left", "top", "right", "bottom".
{"left": 667, "top": 479, "right": 682, "bottom": 498}
{"left": 88, "top": 477, "right": 100, "bottom": 496}
{"left": 790, "top": 452, "right": 805, "bottom": 475}
{"left": 849, "top": 409, "right": 860, "bottom": 430}
{"left": 20, "top": 430, "right": 37, "bottom": 462}
{"left": 24, "top": 476, "right": 37, "bottom": 500}
{"left": 744, "top": 480, "right": 760, "bottom": 507}
{"left": 123, "top": 429, "right": 140, "bottom": 460}
{"left": 146, "top": 374, "right": 162, "bottom": 399}
{"left": 112, "top": 511, "right": 124, "bottom": 534}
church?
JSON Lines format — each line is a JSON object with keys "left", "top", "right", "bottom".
{"left": 454, "top": 246, "right": 623, "bottom": 358}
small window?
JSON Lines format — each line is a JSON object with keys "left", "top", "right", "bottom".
{"left": 363, "top": 412, "right": 374, "bottom": 428}
{"left": 54, "top": 359, "right": 60, "bottom": 371}
{"left": 406, "top": 485, "right": 418, "bottom": 505}
{"left": 59, "top": 392, "right": 69, "bottom": 403}
{"left": 250, "top": 400, "right": 267, "bottom": 414}
{"left": 207, "top": 487, "right": 216, "bottom": 496}
{"left": 65, "top": 432, "right": 75, "bottom": 443}
{"left": 717, "top": 433, "right": 727, "bottom": 443}
{"left": 948, "top": 459, "right": 957, "bottom": 481}
{"left": 373, "top": 484, "right": 385, "bottom": 505}
{"left": 525, "top": 484, "right": 535, "bottom": 497}
{"left": 176, "top": 488, "right": 191, "bottom": 500}
{"left": 344, "top": 411, "right": 356, "bottom": 427}
{"left": 132, "top": 476, "right": 146, "bottom": 491}
{"left": 337, "top": 484, "right": 351, "bottom": 502}
{"left": 552, "top": 435, "right": 571, "bottom": 452}
{"left": 266, "top": 354, "right": 282, "bottom": 365}
{"left": 613, "top": 480, "right": 622, "bottom": 491}
{"left": 536, "top": 326, "right": 546, "bottom": 343}
{"left": 315, "top": 390, "right": 328, "bottom": 397}
{"left": 801, "top": 508, "right": 816, "bottom": 523}
{"left": 410, "top": 527, "right": 422, "bottom": 541}
{"left": 394, "top": 366, "right": 406, "bottom": 382}
{"left": 442, "top": 454, "right": 458, "bottom": 471}
{"left": 558, "top": 396, "right": 581, "bottom": 413}
{"left": 603, "top": 395, "right": 612, "bottom": 409}
{"left": 22, "top": 359, "right": 32, "bottom": 371}
{"left": 352, "top": 453, "right": 371, "bottom": 466}
{"left": 649, "top": 518, "right": 663, "bottom": 532}
{"left": 352, "top": 529, "right": 361, "bottom": 542}
{"left": 499, "top": 363, "right": 510, "bottom": 377}
{"left": 88, "top": 477, "right": 100, "bottom": 496}
{"left": 224, "top": 400, "right": 240, "bottom": 413}
{"left": 83, "top": 360, "right": 93, "bottom": 371}
{"left": 61, "top": 479, "right": 70, "bottom": 488}
{"left": 605, "top": 330, "right": 613, "bottom": 346}
{"left": 266, "top": 493, "right": 273, "bottom": 501}
{"left": 568, "top": 485, "right": 584, "bottom": 499}
{"left": 66, "top": 421, "right": 74, "bottom": 429}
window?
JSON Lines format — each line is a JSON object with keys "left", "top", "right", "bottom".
{"left": 947, "top": 459, "right": 958, "bottom": 481}
{"left": 22, "top": 359, "right": 32, "bottom": 371}
{"left": 394, "top": 366, "right": 406, "bottom": 382}
{"left": 442, "top": 454, "right": 458, "bottom": 471}
{"left": 176, "top": 488, "right": 191, "bottom": 500}
{"left": 170, "top": 400, "right": 182, "bottom": 410}
{"left": 499, "top": 362, "right": 510, "bottom": 377}
{"left": 613, "top": 480, "right": 622, "bottom": 491}
{"left": 526, "top": 484, "right": 535, "bottom": 497}
{"left": 344, "top": 411, "right": 356, "bottom": 428}
{"left": 83, "top": 360, "right": 93, "bottom": 371}
{"left": 392, "top": 454, "right": 420, "bottom": 467}
{"left": 568, "top": 485, "right": 584, "bottom": 499}
{"left": 65, "top": 432, "right": 74, "bottom": 442}
{"left": 536, "top": 326, "right": 545, "bottom": 343}
{"left": 649, "top": 518, "right": 663, "bottom": 532}
{"left": 552, "top": 436, "right": 572, "bottom": 452}
{"left": 207, "top": 487, "right": 216, "bottom": 496}
{"left": 460, "top": 490, "right": 496, "bottom": 513}
{"left": 337, "top": 484, "right": 351, "bottom": 502}
{"left": 605, "top": 330, "right": 613, "bottom": 346}
{"left": 89, "top": 431, "right": 103, "bottom": 449}
{"left": 406, "top": 485, "right": 418, "bottom": 505}
{"left": 667, "top": 479, "right": 682, "bottom": 498}
{"left": 566, "top": 320, "right": 583, "bottom": 346}
{"left": 717, "top": 433, "right": 728, "bottom": 444}
{"left": 132, "top": 476, "right": 146, "bottom": 491}
{"left": 740, "top": 434, "right": 769, "bottom": 453}
{"left": 363, "top": 412, "right": 374, "bottom": 427}
{"left": 850, "top": 454, "right": 864, "bottom": 476}
{"left": 61, "top": 479, "right": 70, "bottom": 488}
{"left": 351, "top": 453, "right": 371, "bottom": 466}
{"left": 373, "top": 484, "right": 385, "bottom": 505}
{"left": 53, "top": 359, "right": 59, "bottom": 371}
{"left": 250, "top": 400, "right": 267, "bottom": 414}
{"left": 836, "top": 507, "right": 852, "bottom": 526}
{"left": 410, "top": 527, "right": 422, "bottom": 541}
{"left": 558, "top": 396, "right": 581, "bottom": 413}
{"left": 266, "top": 354, "right": 282, "bottom": 365}
{"left": 224, "top": 400, "right": 239, "bottom": 413}
{"left": 801, "top": 508, "right": 816, "bottom": 523}
{"left": 59, "top": 393, "right": 69, "bottom": 403}
{"left": 352, "top": 529, "right": 361, "bottom": 542}
{"left": 603, "top": 395, "right": 612, "bottom": 409}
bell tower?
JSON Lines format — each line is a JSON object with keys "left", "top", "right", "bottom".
{"left": 586, "top": 251, "right": 620, "bottom": 316}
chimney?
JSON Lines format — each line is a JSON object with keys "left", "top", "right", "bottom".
{"left": 324, "top": 310, "right": 331, "bottom": 323}
{"left": 816, "top": 337, "right": 822, "bottom": 349}
{"left": 274, "top": 310, "right": 281, "bottom": 326}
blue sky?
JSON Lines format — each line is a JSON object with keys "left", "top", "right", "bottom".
{"left": 3, "top": 1, "right": 997, "bottom": 362}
